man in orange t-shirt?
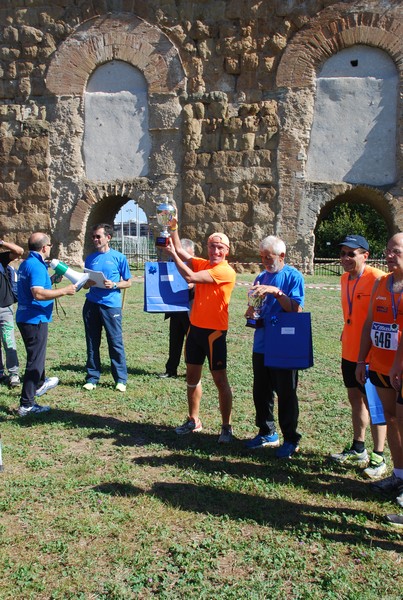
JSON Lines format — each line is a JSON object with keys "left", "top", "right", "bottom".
{"left": 165, "top": 220, "right": 236, "bottom": 443}
{"left": 330, "top": 235, "right": 387, "bottom": 479}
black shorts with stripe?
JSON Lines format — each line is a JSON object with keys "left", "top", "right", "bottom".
{"left": 185, "top": 324, "right": 227, "bottom": 371}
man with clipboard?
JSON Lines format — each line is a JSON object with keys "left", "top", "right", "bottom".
{"left": 82, "top": 224, "right": 132, "bottom": 392}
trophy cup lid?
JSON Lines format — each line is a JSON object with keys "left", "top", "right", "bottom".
{"left": 156, "top": 196, "right": 175, "bottom": 212}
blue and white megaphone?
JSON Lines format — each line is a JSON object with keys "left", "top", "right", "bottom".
{"left": 50, "top": 259, "right": 89, "bottom": 291}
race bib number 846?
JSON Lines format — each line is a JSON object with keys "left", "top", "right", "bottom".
{"left": 370, "top": 322, "right": 399, "bottom": 350}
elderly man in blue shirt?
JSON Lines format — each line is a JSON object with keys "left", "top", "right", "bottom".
{"left": 245, "top": 235, "right": 305, "bottom": 458}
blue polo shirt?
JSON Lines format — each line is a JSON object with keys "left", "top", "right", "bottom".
{"left": 253, "top": 265, "right": 305, "bottom": 354}
{"left": 85, "top": 248, "right": 131, "bottom": 308}
{"left": 16, "top": 251, "right": 54, "bottom": 324}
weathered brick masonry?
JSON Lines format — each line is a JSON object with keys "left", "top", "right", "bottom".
{"left": 0, "top": 1, "right": 402, "bottom": 267}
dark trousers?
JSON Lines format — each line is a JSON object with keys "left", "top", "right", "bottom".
{"left": 165, "top": 312, "right": 190, "bottom": 375}
{"left": 83, "top": 300, "right": 127, "bottom": 384}
{"left": 18, "top": 321, "right": 48, "bottom": 407}
{"left": 252, "top": 352, "right": 301, "bottom": 444}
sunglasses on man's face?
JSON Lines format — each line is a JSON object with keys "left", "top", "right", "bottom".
{"left": 340, "top": 250, "right": 358, "bottom": 258}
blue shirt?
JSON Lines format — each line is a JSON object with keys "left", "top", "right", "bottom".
{"left": 16, "top": 251, "right": 54, "bottom": 324}
{"left": 85, "top": 248, "right": 131, "bottom": 308}
{"left": 253, "top": 265, "right": 305, "bottom": 354}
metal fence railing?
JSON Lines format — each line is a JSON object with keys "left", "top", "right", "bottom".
{"left": 313, "top": 257, "right": 387, "bottom": 277}
{"left": 107, "top": 244, "right": 389, "bottom": 277}
{"left": 110, "top": 237, "right": 157, "bottom": 269}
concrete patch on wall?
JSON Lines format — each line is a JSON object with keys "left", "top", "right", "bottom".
{"left": 306, "top": 46, "right": 398, "bottom": 186}
{"left": 84, "top": 61, "right": 151, "bottom": 181}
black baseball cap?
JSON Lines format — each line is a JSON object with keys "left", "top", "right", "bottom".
{"left": 338, "top": 235, "right": 369, "bottom": 251}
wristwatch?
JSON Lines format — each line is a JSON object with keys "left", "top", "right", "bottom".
{"left": 113, "top": 283, "right": 117, "bottom": 290}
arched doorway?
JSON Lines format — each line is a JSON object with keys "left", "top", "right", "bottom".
{"left": 45, "top": 13, "right": 186, "bottom": 266}
{"left": 313, "top": 187, "right": 392, "bottom": 274}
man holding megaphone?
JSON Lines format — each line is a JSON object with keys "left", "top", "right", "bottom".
{"left": 16, "top": 232, "right": 77, "bottom": 417}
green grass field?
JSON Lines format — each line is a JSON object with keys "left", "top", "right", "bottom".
{"left": 0, "top": 272, "right": 401, "bottom": 599}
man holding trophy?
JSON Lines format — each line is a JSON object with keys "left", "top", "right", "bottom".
{"left": 244, "top": 235, "right": 305, "bottom": 458}
{"left": 163, "top": 208, "right": 236, "bottom": 443}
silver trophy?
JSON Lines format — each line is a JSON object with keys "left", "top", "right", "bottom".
{"left": 156, "top": 198, "right": 176, "bottom": 247}
{"left": 246, "top": 289, "right": 264, "bottom": 328}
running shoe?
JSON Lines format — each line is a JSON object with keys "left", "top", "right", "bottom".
{"left": 83, "top": 382, "right": 97, "bottom": 391}
{"left": 245, "top": 433, "right": 280, "bottom": 449}
{"left": 330, "top": 447, "right": 369, "bottom": 467}
{"left": 386, "top": 514, "right": 403, "bottom": 527}
{"left": 35, "top": 377, "right": 59, "bottom": 397}
{"left": 18, "top": 403, "right": 51, "bottom": 417}
{"left": 8, "top": 374, "right": 21, "bottom": 388}
{"left": 363, "top": 453, "right": 387, "bottom": 480}
{"left": 370, "top": 473, "right": 403, "bottom": 496}
{"left": 175, "top": 417, "right": 203, "bottom": 435}
{"left": 276, "top": 441, "right": 299, "bottom": 459}
{"left": 218, "top": 425, "right": 233, "bottom": 444}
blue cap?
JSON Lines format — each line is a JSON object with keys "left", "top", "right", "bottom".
{"left": 338, "top": 235, "right": 369, "bottom": 251}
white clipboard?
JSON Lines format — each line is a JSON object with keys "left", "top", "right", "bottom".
{"left": 84, "top": 268, "right": 107, "bottom": 289}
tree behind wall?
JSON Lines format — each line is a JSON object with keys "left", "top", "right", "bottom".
{"left": 315, "top": 204, "right": 388, "bottom": 258}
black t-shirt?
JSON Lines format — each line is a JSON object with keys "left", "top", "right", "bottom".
{"left": 0, "top": 251, "right": 15, "bottom": 307}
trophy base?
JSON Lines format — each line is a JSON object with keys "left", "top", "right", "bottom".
{"left": 156, "top": 236, "right": 170, "bottom": 248}
{"left": 246, "top": 318, "right": 264, "bottom": 329}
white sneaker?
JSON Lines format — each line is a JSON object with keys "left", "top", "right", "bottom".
{"left": 83, "top": 382, "right": 97, "bottom": 391}
{"left": 363, "top": 453, "right": 387, "bottom": 480}
{"left": 115, "top": 383, "right": 127, "bottom": 392}
{"left": 9, "top": 374, "right": 21, "bottom": 388}
{"left": 35, "top": 377, "right": 59, "bottom": 397}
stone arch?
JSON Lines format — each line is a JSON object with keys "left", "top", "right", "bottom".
{"left": 315, "top": 186, "right": 395, "bottom": 231}
{"left": 70, "top": 179, "right": 158, "bottom": 259}
{"left": 45, "top": 13, "right": 186, "bottom": 264}
{"left": 46, "top": 13, "right": 186, "bottom": 96}
{"left": 275, "top": 7, "right": 403, "bottom": 269}
{"left": 277, "top": 10, "right": 403, "bottom": 89}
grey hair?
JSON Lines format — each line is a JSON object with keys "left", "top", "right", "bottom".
{"left": 181, "top": 238, "right": 195, "bottom": 254}
{"left": 259, "top": 235, "right": 286, "bottom": 255}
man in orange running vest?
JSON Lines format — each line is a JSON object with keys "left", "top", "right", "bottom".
{"left": 356, "top": 233, "right": 403, "bottom": 508}
{"left": 330, "top": 235, "right": 387, "bottom": 479}
{"left": 165, "top": 219, "right": 236, "bottom": 444}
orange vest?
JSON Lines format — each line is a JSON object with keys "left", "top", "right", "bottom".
{"left": 370, "top": 273, "right": 403, "bottom": 375}
{"left": 340, "top": 265, "right": 384, "bottom": 362}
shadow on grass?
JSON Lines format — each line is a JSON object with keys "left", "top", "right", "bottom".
{"left": 3, "top": 401, "right": 401, "bottom": 551}
{"left": 54, "top": 362, "right": 151, "bottom": 378}
{"left": 0, "top": 401, "right": 392, "bottom": 499}
{"left": 132, "top": 450, "right": 375, "bottom": 499}
{"left": 92, "top": 480, "right": 402, "bottom": 552}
